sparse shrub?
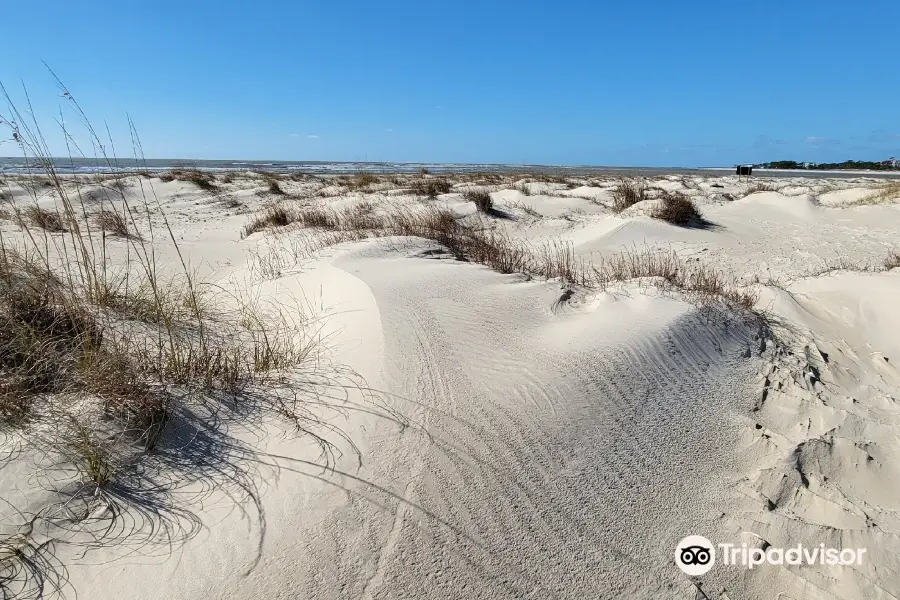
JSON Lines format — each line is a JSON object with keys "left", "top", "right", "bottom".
{"left": 612, "top": 180, "right": 645, "bottom": 213}
{"left": 0, "top": 76, "right": 356, "bottom": 596}
{"left": 21, "top": 206, "right": 65, "bottom": 232}
{"left": 67, "top": 417, "right": 113, "bottom": 486}
{"left": 856, "top": 181, "right": 900, "bottom": 205}
{"left": 464, "top": 189, "right": 493, "bottom": 213}
{"left": 533, "top": 174, "right": 568, "bottom": 184}
{"left": 243, "top": 204, "right": 296, "bottom": 236}
{"left": 94, "top": 209, "right": 135, "bottom": 238}
{"left": 160, "top": 169, "right": 217, "bottom": 191}
{"left": 745, "top": 182, "right": 777, "bottom": 195}
{"left": 885, "top": 251, "right": 900, "bottom": 270}
{"left": 592, "top": 247, "right": 758, "bottom": 310}
{"left": 651, "top": 191, "right": 703, "bottom": 226}
{"left": 412, "top": 177, "right": 452, "bottom": 198}
{"left": 513, "top": 182, "right": 531, "bottom": 196}
{"left": 352, "top": 173, "right": 378, "bottom": 190}
{"left": 508, "top": 200, "right": 540, "bottom": 218}
{"left": 267, "top": 177, "right": 286, "bottom": 195}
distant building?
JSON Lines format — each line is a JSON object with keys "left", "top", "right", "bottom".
{"left": 882, "top": 157, "right": 898, "bottom": 168}
{"left": 802, "top": 162, "right": 815, "bottom": 169}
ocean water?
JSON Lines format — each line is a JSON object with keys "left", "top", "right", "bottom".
{"left": 2, "top": 157, "right": 899, "bottom": 179}
{"left": 0, "top": 156, "right": 711, "bottom": 176}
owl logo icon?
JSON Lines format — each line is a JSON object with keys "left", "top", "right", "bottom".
{"left": 675, "top": 536, "right": 715, "bottom": 576}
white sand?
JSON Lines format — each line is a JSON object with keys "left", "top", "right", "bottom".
{"left": 2, "top": 172, "right": 899, "bottom": 599}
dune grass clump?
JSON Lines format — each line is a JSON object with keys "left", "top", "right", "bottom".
{"left": 745, "top": 182, "right": 777, "bottom": 195}
{"left": 885, "top": 250, "right": 900, "bottom": 270}
{"left": 411, "top": 177, "right": 452, "bottom": 198}
{"left": 593, "top": 247, "right": 758, "bottom": 310}
{"left": 612, "top": 180, "right": 645, "bottom": 213}
{"left": 0, "top": 74, "right": 377, "bottom": 600}
{"left": 0, "top": 246, "right": 167, "bottom": 433}
{"left": 21, "top": 205, "right": 66, "bottom": 232}
{"left": 243, "top": 204, "right": 297, "bottom": 236}
{"left": 651, "top": 191, "right": 703, "bottom": 226}
{"left": 267, "top": 177, "right": 287, "bottom": 195}
{"left": 160, "top": 168, "right": 217, "bottom": 192}
{"left": 351, "top": 173, "right": 379, "bottom": 190}
{"left": 856, "top": 181, "right": 900, "bottom": 205}
{"left": 464, "top": 189, "right": 493, "bottom": 213}
{"left": 94, "top": 208, "right": 135, "bottom": 238}
{"left": 507, "top": 200, "right": 541, "bottom": 218}
{"left": 513, "top": 182, "right": 531, "bottom": 196}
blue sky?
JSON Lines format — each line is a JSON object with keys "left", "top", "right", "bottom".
{"left": 0, "top": 0, "right": 897, "bottom": 166}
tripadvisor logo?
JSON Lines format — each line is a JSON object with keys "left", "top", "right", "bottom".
{"left": 675, "top": 535, "right": 867, "bottom": 575}
{"left": 675, "top": 535, "right": 715, "bottom": 576}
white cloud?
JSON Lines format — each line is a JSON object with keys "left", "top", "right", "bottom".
{"left": 307, "top": 134, "right": 320, "bottom": 139}
{"left": 804, "top": 136, "right": 825, "bottom": 143}
{"left": 289, "top": 133, "right": 300, "bottom": 137}
{"left": 434, "top": 105, "right": 443, "bottom": 109}
{"left": 384, "top": 128, "right": 393, "bottom": 132}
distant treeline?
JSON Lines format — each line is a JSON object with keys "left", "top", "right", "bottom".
{"left": 756, "top": 160, "right": 899, "bottom": 171}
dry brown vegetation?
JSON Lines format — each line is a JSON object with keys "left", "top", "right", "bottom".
{"left": 244, "top": 200, "right": 758, "bottom": 314}
{"left": 267, "top": 177, "right": 286, "bottom": 195}
{"left": 507, "top": 200, "right": 541, "bottom": 218}
{"left": 350, "top": 173, "right": 379, "bottom": 190}
{"left": 159, "top": 168, "right": 218, "bottom": 192}
{"left": 612, "top": 179, "right": 646, "bottom": 212}
{"left": 0, "top": 80, "right": 357, "bottom": 597}
{"left": 464, "top": 189, "right": 493, "bottom": 213}
{"left": 856, "top": 181, "right": 900, "bottom": 205}
{"left": 744, "top": 182, "right": 777, "bottom": 195}
{"left": 20, "top": 205, "right": 66, "bottom": 232}
{"left": 651, "top": 191, "right": 703, "bottom": 226}
{"left": 885, "top": 250, "right": 900, "bottom": 270}
{"left": 243, "top": 203, "right": 294, "bottom": 236}
{"left": 592, "top": 247, "right": 758, "bottom": 310}
{"left": 93, "top": 208, "right": 135, "bottom": 238}
{"left": 411, "top": 177, "right": 452, "bottom": 198}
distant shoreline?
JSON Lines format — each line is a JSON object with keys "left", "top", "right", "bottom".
{"left": 3, "top": 158, "right": 900, "bottom": 179}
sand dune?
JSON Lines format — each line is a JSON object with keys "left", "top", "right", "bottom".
{"left": 2, "top": 171, "right": 899, "bottom": 599}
